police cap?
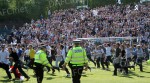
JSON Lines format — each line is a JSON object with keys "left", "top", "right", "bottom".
{"left": 73, "top": 39, "right": 81, "bottom": 43}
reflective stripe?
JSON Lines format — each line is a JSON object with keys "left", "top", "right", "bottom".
{"left": 34, "top": 51, "right": 45, "bottom": 64}
{"left": 35, "top": 51, "right": 45, "bottom": 60}
{"left": 72, "top": 64, "right": 84, "bottom": 66}
{"left": 65, "top": 47, "right": 88, "bottom": 65}
{"left": 71, "top": 59, "right": 88, "bottom": 62}
{"left": 43, "top": 60, "right": 48, "bottom": 64}
{"left": 44, "top": 62, "right": 49, "bottom": 65}
{"left": 70, "top": 48, "right": 87, "bottom": 65}
{"left": 72, "top": 56, "right": 85, "bottom": 58}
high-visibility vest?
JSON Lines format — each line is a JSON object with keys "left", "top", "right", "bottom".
{"left": 147, "top": 59, "right": 150, "bottom": 64}
{"left": 65, "top": 47, "right": 88, "bottom": 66}
{"left": 34, "top": 50, "right": 51, "bottom": 67}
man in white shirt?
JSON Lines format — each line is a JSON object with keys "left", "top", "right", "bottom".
{"left": 105, "top": 43, "right": 113, "bottom": 69}
{"left": 24, "top": 47, "right": 30, "bottom": 65}
{"left": 59, "top": 45, "right": 70, "bottom": 77}
{"left": 99, "top": 45, "right": 106, "bottom": 70}
{"left": 0, "top": 45, "right": 12, "bottom": 79}
{"left": 93, "top": 46, "right": 101, "bottom": 68}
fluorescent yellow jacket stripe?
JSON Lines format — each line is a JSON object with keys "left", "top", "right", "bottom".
{"left": 65, "top": 47, "right": 88, "bottom": 66}
{"left": 34, "top": 50, "right": 51, "bottom": 67}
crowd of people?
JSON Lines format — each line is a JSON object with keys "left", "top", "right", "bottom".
{"left": 0, "top": 2, "right": 150, "bottom": 82}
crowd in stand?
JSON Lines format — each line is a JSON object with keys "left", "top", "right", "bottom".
{"left": 0, "top": 2, "right": 150, "bottom": 81}
{"left": 0, "top": 3, "right": 150, "bottom": 46}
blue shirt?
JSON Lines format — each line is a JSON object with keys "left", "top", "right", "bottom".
{"left": 137, "top": 48, "right": 143, "bottom": 57}
{"left": 85, "top": 46, "right": 91, "bottom": 56}
{"left": 0, "top": 50, "right": 9, "bottom": 64}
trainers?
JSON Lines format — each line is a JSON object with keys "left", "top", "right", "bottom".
{"left": 94, "top": 63, "right": 96, "bottom": 67}
{"left": 12, "top": 78, "right": 20, "bottom": 81}
{"left": 57, "top": 67, "right": 60, "bottom": 72}
{"left": 88, "top": 67, "right": 91, "bottom": 72}
{"left": 113, "top": 74, "right": 117, "bottom": 76}
{"left": 26, "top": 77, "right": 30, "bottom": 81}
{"left": 66, "top": 74, "right": 70, "bottom": 78}
{"left": 47, "top": 68, "right": 50, "bottom": 73}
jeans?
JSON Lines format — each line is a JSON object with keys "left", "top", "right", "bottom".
{"left": 136, "top": 57, "right": 143, "bottom": 71}
{"left": 113, "top": 63, "right": 128, "bottom": 75}
{"left": 105, "top": 56, "right": 113, "bottom": 68}
{"left": 87, "top": 54, "right": 96, "bottom": 65}
{"left": 55, "top": 56, "right": 62, "bottom": 67}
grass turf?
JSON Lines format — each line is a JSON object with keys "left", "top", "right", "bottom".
{"left": 0, "top": 62, "right": 150, "bottom": 83}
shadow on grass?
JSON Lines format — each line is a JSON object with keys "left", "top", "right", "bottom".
{"left": 47, "top": 73, "right": 57, "bottom": 76}
{"left": 118, "top": 70, "right": 149, "bottom": 78}
{"left": 30, "top": 75, "right": 36, "bottom": 78}
{"left": 13, "top": 80, "right": 24, "bottom": 83}
{"left": 143, "top": 71, "right": 150, "bottom": 73}
{"left": 128, "top": 71, "right": 150, "bottom": 78}
{"left": 2, "top": 76, "right": 8, "bottom": 78}
{"left": 0, "top": 79, "right": 24, "bottom": 83}
{"left": 0, "top": 79, "right": 11, "bottom": 83}
{"left": 82, "top": 75, "right": 88, "bottom": 77}
{"left": 46, "top": 77, "right": 54, "bottom": 80}
{"left": 119, "top": 75, "right": 133, "bottom": 78}
{"left": 90, "top": 67, "right": 96, "bottom": 69}
{"left": 62, "top": 76, "right": 71, "bottom": 78}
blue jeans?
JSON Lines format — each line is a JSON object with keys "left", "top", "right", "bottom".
{"left": 55, "top": 56, "right": 62, "bottom": 67}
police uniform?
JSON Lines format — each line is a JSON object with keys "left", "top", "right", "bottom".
{"left": 63, "top": 40, "right": 88, "bottom": 83}
{"left": 34, "top": 46, "right": 51, "bottom": 83}
{"left": 147, "top": 59, "right": 150, "bottom": 64}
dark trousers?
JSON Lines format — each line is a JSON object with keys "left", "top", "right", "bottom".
{"left": 13, "top": 61, "right": 29, "bottom": 78}
{"left": 145, "top": 54, "right": 149, "bottom": 60}
{"left": 70, "top": 66, "right": 83, "bottom": 83}
{"left": 28, "top": 58, "right": 34, "bottom": 69}
{"left": 136, "top": 57, "right": 143, "bottom": 72}
{"left": 24, "top": 56, "right": 30, "bottom": 65}
{"left": 113, "top": 63, "right": 128, "bottom": 75}
{"left": 0, "top": 63, "right": 12, "bottom": 79}
{"left": 105, "top": 56, "right": 112, "bottom": 68}
{"left": 87, "top": 55, "right": 96, "bottom": 65}
{"left": 127, "top": 57, "right": 132, "bottom": 65}
{"left": 96, "top": 57, "right": 100, "bottom": 68}
{"left": 101, "top": 58, "right": 106, "bottom": 69}
{"left": 59, "top": 61, "right": 70, "bottom": 74}
{"left": 47, "top": 57, "right": 53, "bottom": 65}
{"left": 46, "top": 57, "right": 55, "bottom": 73}
{"left": 96, "top": 57, "right": 105, "bottom": 69}
{"left": 133, "top": 55, "right": 137, "bottom": 65}
{"left": 34, "top": 63, "right": 44, "bottom": 83}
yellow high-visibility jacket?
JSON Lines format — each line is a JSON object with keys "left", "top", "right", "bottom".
{"left": 34, "top": 50, "right": 51, "bottom": 67}
{"left": 65, "top": 47, "right": 88, "bottom": 66}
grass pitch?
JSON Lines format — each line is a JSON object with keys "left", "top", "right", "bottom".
{"left": 0, "top": 62, "right": 150, "bottom": 83}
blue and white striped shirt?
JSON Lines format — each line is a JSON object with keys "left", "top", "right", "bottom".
{"left": 137, "top": 48, "right": 143, "bottom": 58}
{"left": 0, "top": 50, "right": 10, "bottom": 64}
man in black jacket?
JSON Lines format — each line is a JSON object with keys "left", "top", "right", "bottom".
{"left": 7, "top": 47, "right": 30, "bottom": 80}
{"left": 113, "top": 43, "right": 121, "bottom": 76}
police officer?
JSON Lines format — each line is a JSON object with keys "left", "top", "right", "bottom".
{"left": 34, "top": 45, "right": 52, "bottom": 83}
{"left": 63, "top": 40, "right": 89, "bottom": 83}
